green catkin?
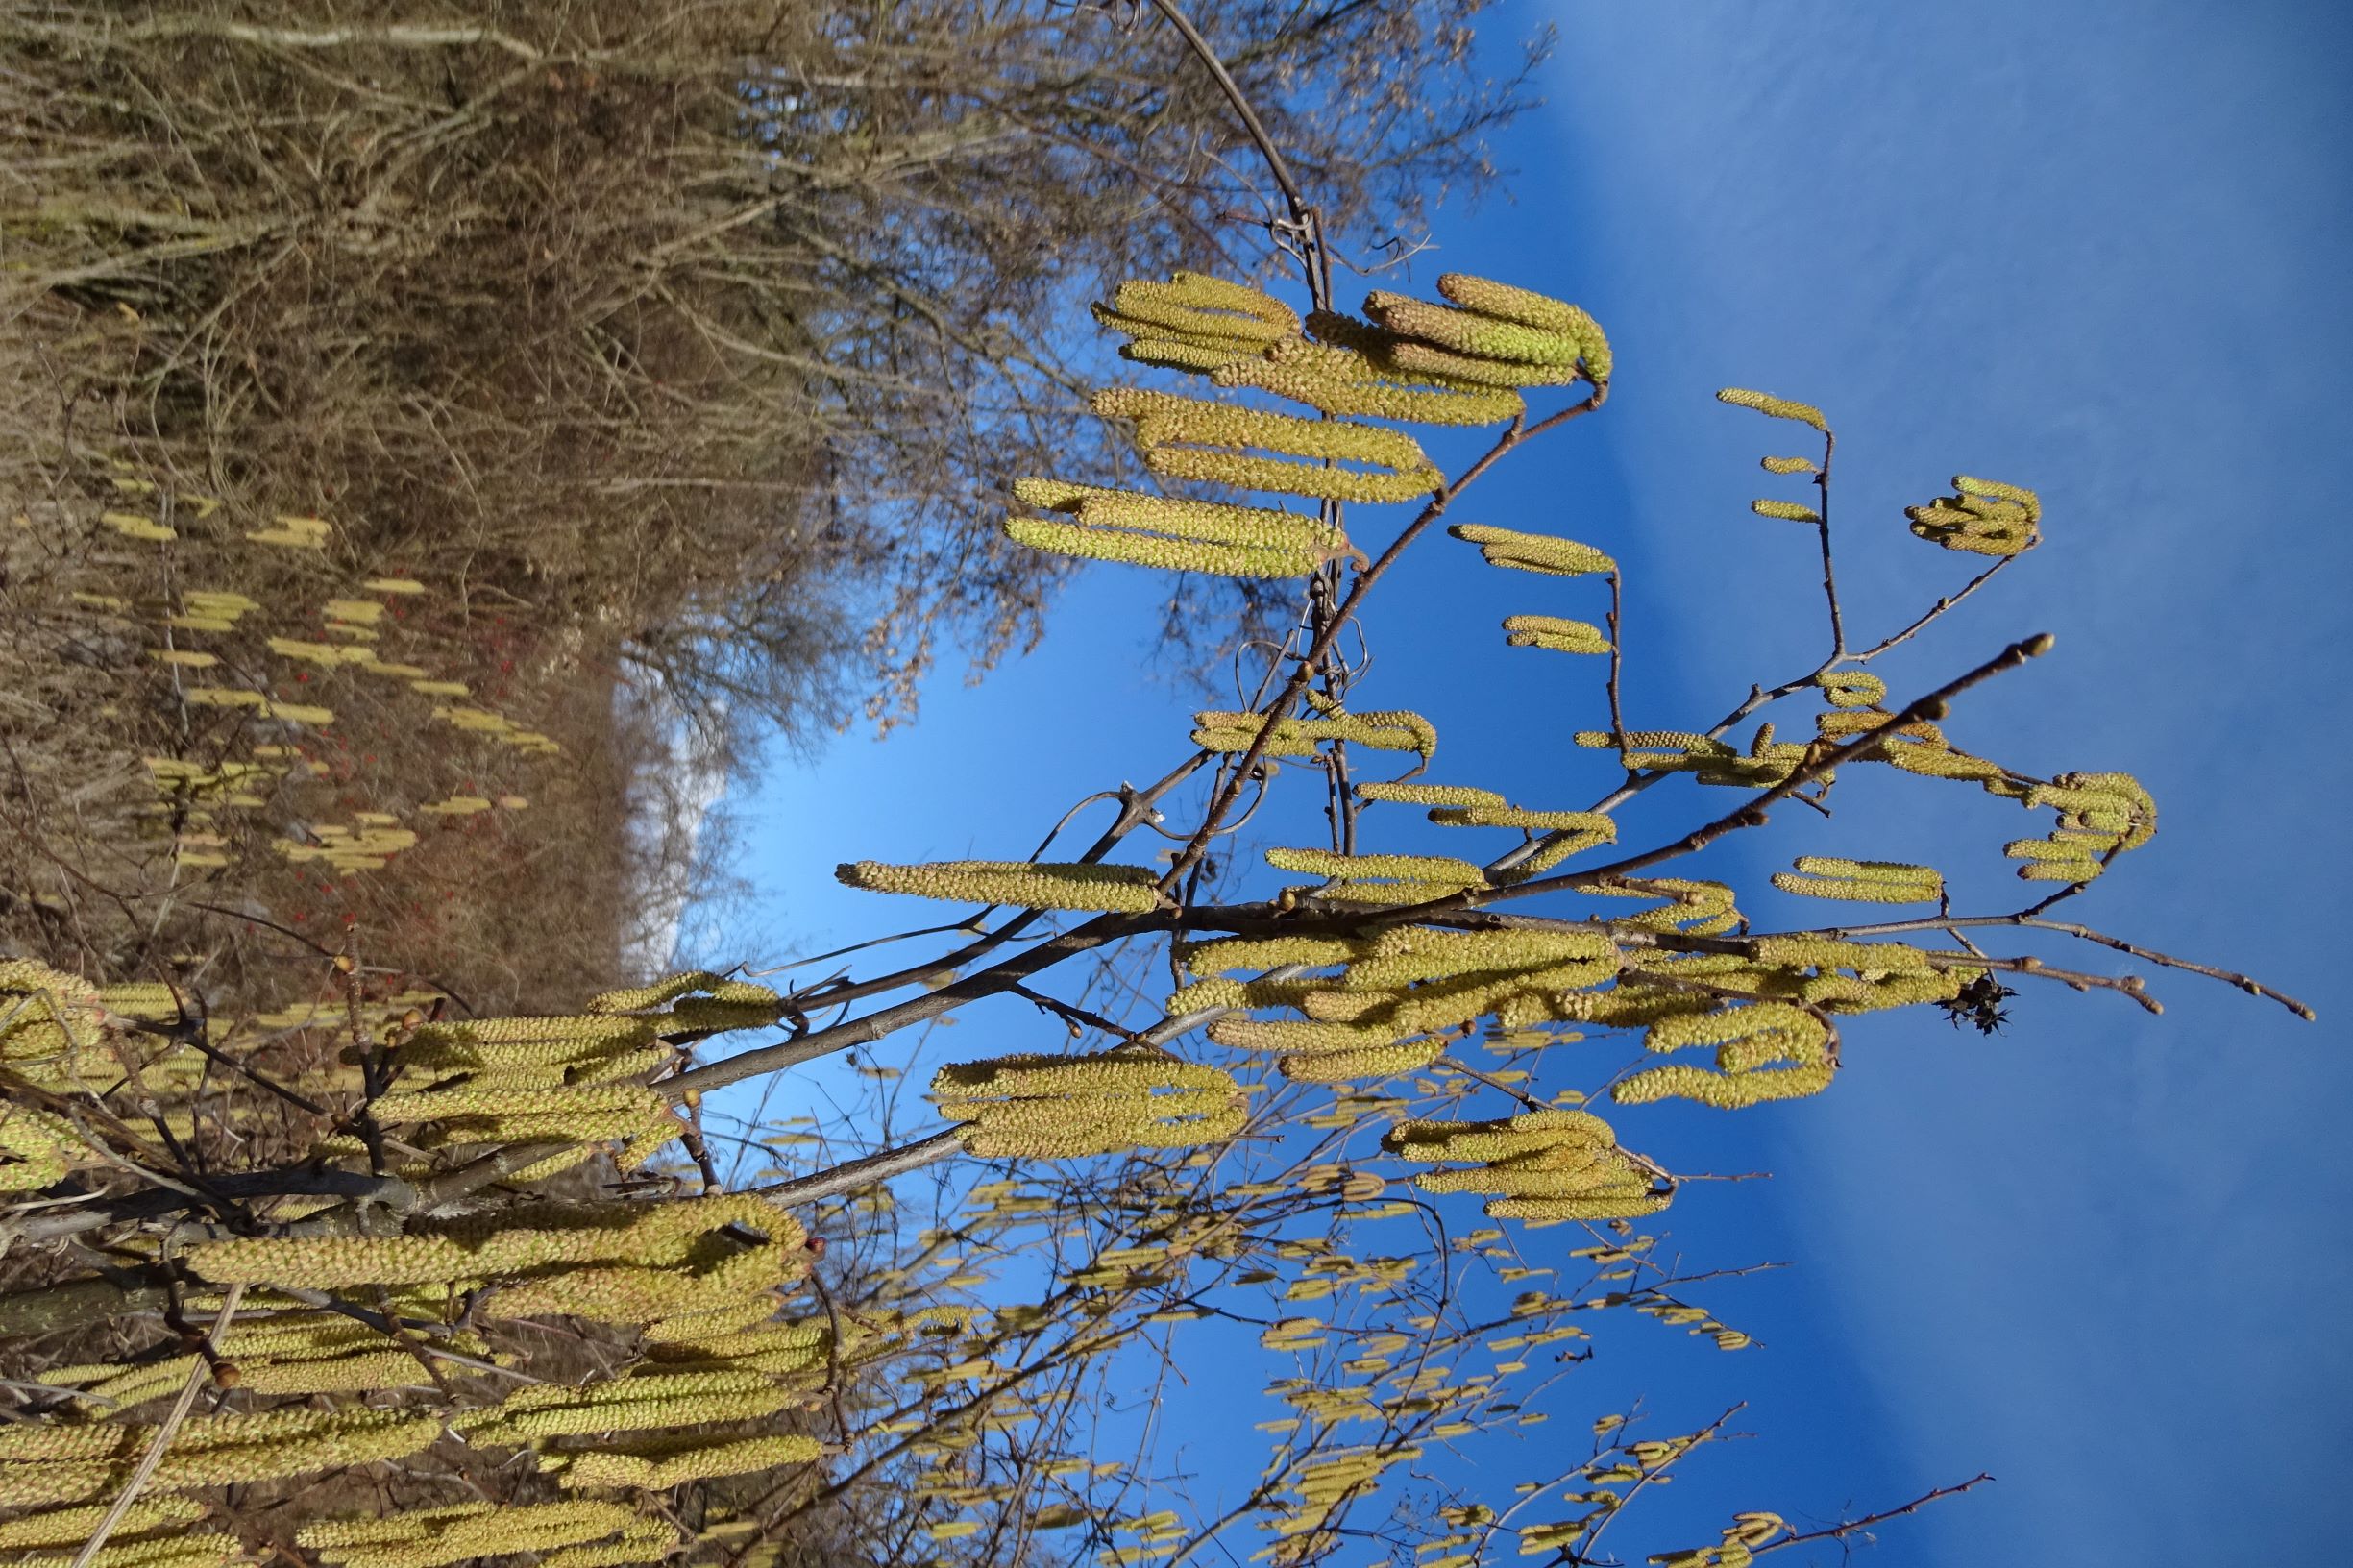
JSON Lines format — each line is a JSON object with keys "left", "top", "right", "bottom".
{"left": 1715, "top": 387, "right": 1828, "bottom": 431}
{"left": 835, "top": 860, "right": 1165, "bottom": 912}
{"left": 1501, "top": 614, "right": 1611, "bottom": 654}
{"left": 1760, "top": 454, "right": 1819, "bottom": 475}
{"left": 1447, "top": 524, "right": 1615, "bottom": 576}
{"left": 1750, "top": 499, "right": 1822, "bottom": 523}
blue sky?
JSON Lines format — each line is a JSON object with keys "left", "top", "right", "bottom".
{"left": 711, "top": 4, "right": 2350, "bottom": 1559}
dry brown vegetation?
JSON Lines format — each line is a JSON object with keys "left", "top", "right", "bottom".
{"left": 0, "top": 6, "right": 1545, "bottom": 1565}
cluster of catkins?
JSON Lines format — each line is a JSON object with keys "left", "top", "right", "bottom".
{"left": 1384, "top": 1108, "right": 1666, "bottom": 1222}
{"left": 0, "top": 1189, "right": 838, "bottom": 1559}
{"left": 999, "top": 271, "right": 1608, "bottom": 577}
{"left": 328, "top": 970, "right": 790, "bottom": 1180}
{"left": 0, "top": 960, "right": 194, "bottom": 1192}
{"left": 929, "top": 1052, "right": 1247, "bottom": 1159}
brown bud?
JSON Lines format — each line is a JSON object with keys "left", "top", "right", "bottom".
{"left": 209, "top": 1361, "right": 242, "bottom": 1388}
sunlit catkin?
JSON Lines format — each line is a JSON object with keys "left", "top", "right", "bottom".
{"left": 1501, "top": 614, "right": 1611, "bottom": 654}
{"left": 836, "top": 860, "right": 1166, "bottom": 912}
{"left": 1612, "top": 1061, "right": 1836, "bottom": 1109}
{"left": 1906, "top": 477, "right": 2042, "bottom": 556}
{"left": 560, "top": 1432, "right": 825, "bottom": 1489}
{"left": 1715, "top": 387, "right": 1828, "bottom": 431}
{"left": 1093, "top": 387, "right": 1443, "bottom": 502}
{"left": 931, "top": 1051, "right": 1245, "bottom": 1158}
{"left": 1447, "top": 524, "right": 1615, "bottom": 576}
{"left": 1769, "top": 855, "right": 1944, "bottom": 903}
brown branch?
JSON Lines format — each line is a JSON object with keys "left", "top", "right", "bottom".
{"left": 1437, "top": 630, "right": 2057, "bottom": 913}
{"left": 1756, "top": 1472, "right": 1994, "bottom": 1556}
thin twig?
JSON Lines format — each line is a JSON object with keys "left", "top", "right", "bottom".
{"left": 68, "top": 1282, "right": 246, "bottom": 1568}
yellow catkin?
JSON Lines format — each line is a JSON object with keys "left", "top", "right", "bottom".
{"left": 1207, "top": 1017, "right": 1405, "bottom": 1055}
{"left": 1815, "top": 669, "right": 1887, "bottom": 708}
{"left": 301, "top": 1500, "right": 644, "bottom": 1568}
{"left": 1179, "top": 935, "right": 1366, "bottom": 974}
{"left": 1501, "top": 615, "right": 1611, "bottom": 654}
{"left": 931, "top": 1052, "right": 1245, "bottom": 1158}
{"left": 1338, "top": 926, "right": 1614, "bottom": 989}
{"left": 1093, "top": 387, "right": 1444, "bottom": 502}
{"left": 1768, "top": 855, "right": 1942, "bottom": 903}
{"left": 1447, "top": 524, "right": 1615, "bottom": 576}
{"left": 1749, "top": 937, "right": 1935, "bottom": 975}
{"left": 1275, "top": 1041, "right": 1448, "bottom": 1084}
{"left": 1357, "top": 782, "right": 1507, "bottom": 808}
{"left": 1163, "top": 975, "right": 1318, "bottom": 1016}
{"left": 7, "top": 1539, "right": 246, "bottom": 1568}
{"left": 1211, "top": 347, "right": 1525, "bottom": 426}
{"left": 1904, "top": 478, "right": 2041, "bottom": 556}
{"left": 1263, "top": 847, "right": 1483, "bottom": 883}
{"left": 1715, "top": 387, "right": 1827, "bottom": 430}
{"left": 1109, "top": 273, "right": 1300, "bottom": 340}
{"left": 1002, "top": 525, "right": 1310, "bottom": 578}
{"left": 560, "top": 1432, "right": 824, "bottom": 1489}
{"left": 1750, "top": 499, "right": 1822, "bottom": 523}
{"left": 0, "top": 1498, "right": 204, "bottom": 1549}
{"left": 1364, "top": 292, "right": 1583, "bottom": 367}
{"left": 835, "top": 860, "right": 1165, "bottom": 912}
{"left": 1191, "top": 708, "right": 1437, "bottom": 760}
{"left": 1612, "top": 1062, "right": 1836, "bottom": 1109}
